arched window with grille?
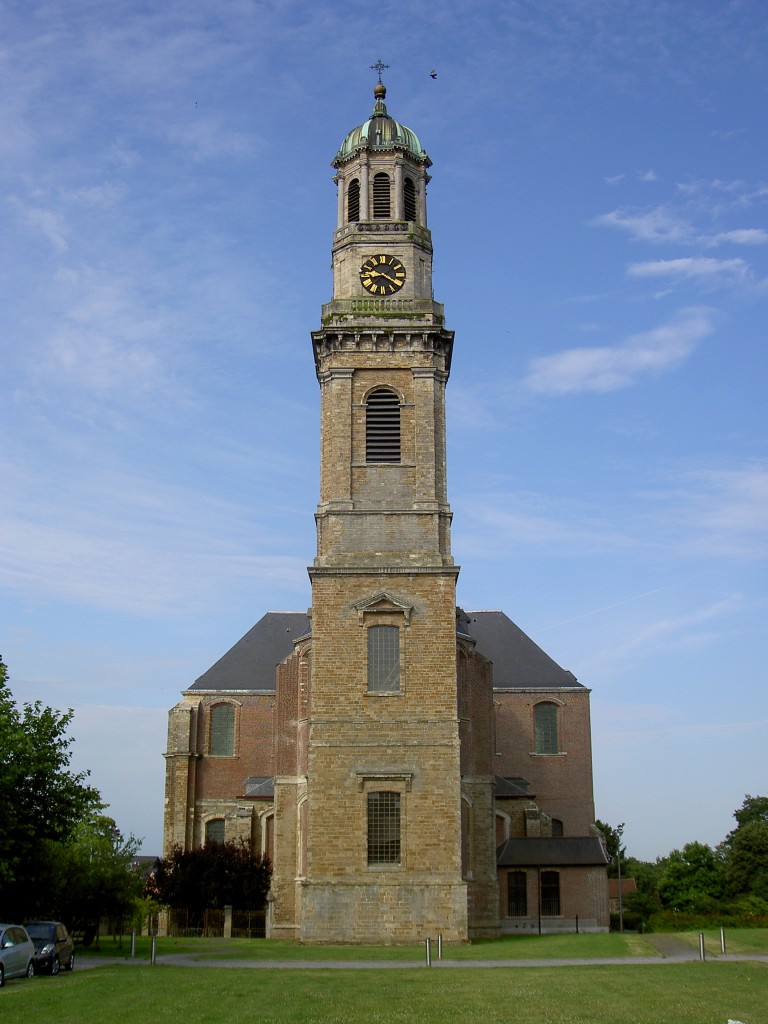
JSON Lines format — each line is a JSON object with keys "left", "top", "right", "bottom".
{"left": 365, "top": 388, "right": 400, "bottom": 463}
{"left": 534, "top": 701, "right": 559, "bottom": 754}
{"left": 209, "top": 703, "right": 235, "bottom": 756}
{"left": 347, "top": 178, "right": 360, "bottom": 222}
{"left": 373, "top": 172, "right": 391, "bottom": 218}
{"left": 205, "top": 818, "right": 225, "bottom": 845}
{"left": 403, "top": 177, "right": 417, "bottom": 222}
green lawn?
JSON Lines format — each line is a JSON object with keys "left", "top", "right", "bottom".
{"left": 2, "top": 962, "right": 765, "bottom": 1024}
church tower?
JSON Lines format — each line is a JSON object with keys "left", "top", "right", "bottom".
{"left": 163, "top": 73, "right": 608, "bottom": 943}
{"left": 271, "top": 73, "right": 471, "bottom": 943}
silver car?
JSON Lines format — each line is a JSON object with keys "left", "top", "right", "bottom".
{"left": 0, "top": 924, "right": 35, "bottom": 986}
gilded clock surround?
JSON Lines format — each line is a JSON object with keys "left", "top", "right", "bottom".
{"left": 359, "top": 254, "right": 406, "bottom": 295}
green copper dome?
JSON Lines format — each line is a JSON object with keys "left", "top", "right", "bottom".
{"left": 333, "top": 83, "right": 431, "bottom": 167}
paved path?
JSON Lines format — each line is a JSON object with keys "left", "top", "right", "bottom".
{"left": 76, "top": 949, "right": 768, "bottom": 970}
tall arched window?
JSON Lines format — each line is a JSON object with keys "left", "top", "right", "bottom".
{"left": 373, "top": 172, "right": 391, "bottom": 218}
{"left": 209, "top": 703, "right": 235, "bottom": 756}
{"left": 365, "top": 388, "right": 400, "bottom": 463}
{"left": 367, "top": 625, "right": 400, "bottom": 692}
{"left": 534, "top": 702, "right": 559, "bottom": 754}
{"left": 367, "top": 790, "right": 400, "bottom": 864}
{"left": 347, "top": 178, "right": 360, "bottom": 222}
{"left": 403, "top": 177, "right": 417, "bottom": 222}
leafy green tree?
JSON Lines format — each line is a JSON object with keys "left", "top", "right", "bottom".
{"left": 595, "top": 820, "right": 627, "bottom": 878}
{"left": 51, "top": 814, "right": 144, "bottom": 944}
{"left": 657, "top": 841, "right": 726, "bottom": 912}
{"left": 724, "top": 820, "right": 768, "bottom": 901}
{"left": 0, "top": 657, "right": 100, "bottom": 918}
{"left": 152, "top": 841, "right": 271, "bottom": 926}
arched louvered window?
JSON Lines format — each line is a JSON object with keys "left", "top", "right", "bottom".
{"left": 366, "top": 388, "right": 400, "bottom": 463}
{"left": 347, "top": 178, "right": 360, "bottom": 222}
{"left": 373, "top": 172, "right": 391, "bottom": 218}
{"left": 403, "top": 177, "right": 417, "bottom": 222}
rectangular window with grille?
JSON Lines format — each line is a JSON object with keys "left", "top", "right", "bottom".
{"left": 367, "top": 791, "right": 401, "bottom": 864}
{"left": 507, "top": 870, "right": 528, "bottom": 916}
{"left": 367, "top": 625, "right": 400, "bottom": 692}
{"left": 541, "top": 871, "right": 561, "bottom": 916}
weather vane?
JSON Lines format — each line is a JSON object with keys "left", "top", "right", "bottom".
{"left": 370, "top": 59, "right": 389, "bottom": 84}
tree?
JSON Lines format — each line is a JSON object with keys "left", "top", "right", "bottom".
{"left": 657, "top": 841, "right": 726, "bottom": 913}
{"left": 595, "top": 820, "right": 626, "bottom": 878}
{"left": 720, "top": 796, "right": 768, "bottom": 903}
{"left": 50, "top": 813, "right": 144, "bottom": 944}
{"left": 152, "top": 842, "right": 271, "bottom": 926}
{"left": 0, "top": 657, "right": 100, "bottom": 918}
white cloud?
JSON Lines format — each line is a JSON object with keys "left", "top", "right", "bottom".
{"left": 708, "top": 229, "right": 768, "bottom": 247}
{"left": 592, "top": 206, "right": 693, "bottom": 243}
{"left": 8, "top": 197, "right": 69, "bottom": 252}
{"left": 627, "top": 257, "right": 750, "bottom": 286}
{"left": 523, "top": 308, "right": 714, "bottom": 395}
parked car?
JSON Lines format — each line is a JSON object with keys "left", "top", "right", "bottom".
{"left": 24, "top": 921, "right": 75, "bottom": 975}
{"left": 0, "top": 924, "right": 35, "bottom": 986}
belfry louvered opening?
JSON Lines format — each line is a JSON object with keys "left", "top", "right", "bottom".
{"left": 373, "top": 172, "right": 391, "bottom": 218}
{"left": 347, "top": 178, "right": 360, "bottom": 222}
{"left": 366, "top": 388, "right": 401, "bottom": 463}
{"left": 403, "top": 177, "right": 417, "bottom": 222}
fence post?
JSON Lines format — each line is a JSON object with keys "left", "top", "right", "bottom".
{"left": 224, "top": 905, "right": 233, "bottom": 939}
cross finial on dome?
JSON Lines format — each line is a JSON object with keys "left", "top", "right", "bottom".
{"left": 370, "top": 59, "right": 389, "bottom": 84}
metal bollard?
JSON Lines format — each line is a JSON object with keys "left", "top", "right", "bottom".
{"left": 425, "top": 937, "right": 432, "bottom": 967}
{"left": 720, "top": 926, "right": 726, "bottom": 955}
{"left": 130, "top": 930, "right": 136, "bottom": 958}
{"left": 151, "top": 934, "right": 157, "bottom": 966}
{"left": 698, "top": 932, "right": 705, "bottom": 961}
{"left": 437, "top": 933, "right": 442, "bottom": 960}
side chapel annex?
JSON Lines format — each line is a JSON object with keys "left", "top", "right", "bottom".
{"left": 163, "top": 71, "right": 610, "bottom": 942}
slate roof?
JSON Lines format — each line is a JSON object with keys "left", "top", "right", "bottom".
{"left": 494, "top": 775, "right": 532, "bottom": 798}
{"left": 459, "top": 609, "right": 582, "bottom": 690}
{"left": 189, "top": 612, "right": 311, "bottom": 692}
{"left": 496, "top": 836, "right": 610, "bottom": 868}
{"left": 189, "top": 608, "right": 580, "bottom": 693}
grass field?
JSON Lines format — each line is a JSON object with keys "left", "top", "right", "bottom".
{"left": 2, "top": 932, "right": 765, "bottom": 1023}
{"left": 2, "top": 961, "right": 765, "bottom": 1023}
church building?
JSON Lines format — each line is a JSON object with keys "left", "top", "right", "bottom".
{"left": 163, "top": 75, "right": 610, "bottom": 943}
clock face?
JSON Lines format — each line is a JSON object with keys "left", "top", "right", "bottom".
{"left": 359, "top": 254, "right": 406, "bottom": 295}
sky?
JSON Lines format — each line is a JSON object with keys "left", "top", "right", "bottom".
{"left": 1, "top": 0, "right": 766, "bottom": 863}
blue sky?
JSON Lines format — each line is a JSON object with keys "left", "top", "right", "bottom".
{"left": 2, "top": 0, "right": 766, "bottom": 861}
